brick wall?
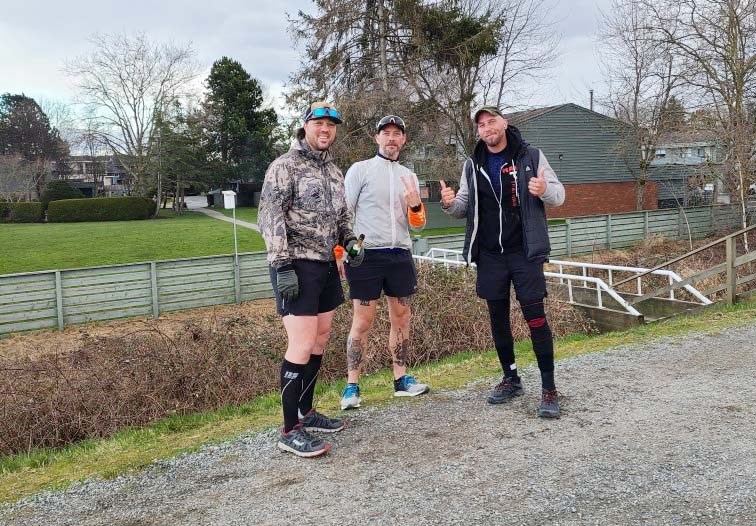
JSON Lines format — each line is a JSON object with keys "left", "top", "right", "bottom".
{"left": 547, "top": 181, "right": 658, "bottom": 218}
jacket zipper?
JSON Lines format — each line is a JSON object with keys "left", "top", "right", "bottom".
{"left": 517, "top": 152, "right": 529, "bottom": 256}
{"left": 389, "top": 162, "right": 397, "bottom": 247}
{"left": 468, "top": 163, "right": 479, "bottom": 265}
{"left": 479, "top": 164, "right": 506, "bottom": 254}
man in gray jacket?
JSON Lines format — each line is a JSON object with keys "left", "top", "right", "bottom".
{"left": 340, "top": 115, "right": 430, "bottom": 410}
{"left": 441, "top": 106, "right": 565, "bottom": 418}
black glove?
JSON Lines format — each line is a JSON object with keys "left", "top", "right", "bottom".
{"left": 345, "top": 238, "right": 365, "bottom": 267}
{"left": 276, "top": 267, "right": 299, "bottom": 303}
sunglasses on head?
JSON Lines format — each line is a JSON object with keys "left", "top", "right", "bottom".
{"left": 377, "top": 115, "right": 406, "bottom": 130}
{"left": 306, "top": 107, "right": 341, "bottom": 121}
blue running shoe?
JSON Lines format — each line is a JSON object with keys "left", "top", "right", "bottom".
{"left": 340, "top": 383, "right": 361, "bottom": 410}
{"left": 393, "top": 375, "right": 430, "bottom": 397}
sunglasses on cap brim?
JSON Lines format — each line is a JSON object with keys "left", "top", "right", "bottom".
{"left": 306, "top": 107, "right": 342, "bottom": 122}
{"left": 377, "top": 116, "right": 405, "bottom": 130}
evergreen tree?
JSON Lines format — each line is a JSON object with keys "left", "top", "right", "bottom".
{"left": 205, "top": 57, "right": 278, "bottom": 183}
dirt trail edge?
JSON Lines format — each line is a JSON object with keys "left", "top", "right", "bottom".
{"left": 3, "top": 325, "right": 755, "bottom": 526}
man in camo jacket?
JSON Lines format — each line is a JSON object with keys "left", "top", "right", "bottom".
{"left": 258, "top": 101, "right": 364, "bottom": 458}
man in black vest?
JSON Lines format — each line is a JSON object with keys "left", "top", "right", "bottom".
{"left": 441, "top": 106, "right": 565, "bottom": 417}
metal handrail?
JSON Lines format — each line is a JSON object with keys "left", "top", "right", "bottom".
{"left": 420, "top": 248, "right": 711, "bottom": 305}
{"left": 413, "top": 252, "right": 643, "bottom": 316}
{"left": 549, "top": 259, "right": 712, "bottom": 305}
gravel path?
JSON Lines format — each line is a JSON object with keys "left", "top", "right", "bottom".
{"left": 3, "top": 325, "right": 755, "bottom": 526}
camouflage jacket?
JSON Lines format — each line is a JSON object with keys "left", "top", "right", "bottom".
{"left": 258, "top": 137, "right": 355, "bottom": 269}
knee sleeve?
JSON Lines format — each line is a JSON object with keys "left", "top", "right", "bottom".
{"left": 521, "top": 300, "right": 552, "bottom": 344}
{"left": 521, "top": 299, "right": 545, "bottom": 324}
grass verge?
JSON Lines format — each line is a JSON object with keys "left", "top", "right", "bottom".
{"left": 0, "top": 211, "right": 265, "bottom": 275}
{"left": 1, "top": 298, "right": 754, "bottom": 503}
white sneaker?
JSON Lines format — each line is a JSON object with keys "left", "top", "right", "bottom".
{"left": 393, "top": 375, "right": 430, "bottom": 397}
{"left": 340, "top": 383, "right": 361, "bottom": 410}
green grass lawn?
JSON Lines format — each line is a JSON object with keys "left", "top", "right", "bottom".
{"left": 0, "top": 210, "right": 266, "bottom": 275}
{"left": 213, "top": 206, "right": 258, "bottom": 224}
{"left": 417, "top": 226, "right": 466, "bottom": 237}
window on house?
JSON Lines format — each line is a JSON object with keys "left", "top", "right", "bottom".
{"left": 655, "top": 149, "right": 666, "bottom": 158}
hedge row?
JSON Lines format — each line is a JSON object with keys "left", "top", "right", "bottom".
{"left": 1, "top": 201, "right": 43, "bottom": 223}
{"left": 47, "top": 197, "right": 155, "bottom": 222}
{"left": 41, "top": 180, "right": 85, "bottom": 211}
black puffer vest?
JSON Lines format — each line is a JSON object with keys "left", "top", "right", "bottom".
{"left": 461, "top": 125, "right": 551, "bottom": 263}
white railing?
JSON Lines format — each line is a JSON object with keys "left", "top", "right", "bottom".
{"left": 414, "top": 248, "right": 713, "bottom": 316}
{"left": 414, "top": 250, "right": 642, "bottom": 316}
{"left": 549, "top": 259, "right": 712, "bottom": 305}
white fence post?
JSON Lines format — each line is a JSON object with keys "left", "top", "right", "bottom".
{"left": 55, "top": 271, "right": 64, "bottom": 331}
{"left": 151, "top": 262, "right": 159, "bottom": 318}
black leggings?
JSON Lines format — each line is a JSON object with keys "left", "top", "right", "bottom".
{"left": 487, "top": 297, "right": 555, "bottom": 389}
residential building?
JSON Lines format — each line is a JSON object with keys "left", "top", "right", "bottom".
{"left": 51, "top": 155, "right": 130, "bottom": 196}
{"left": 504, "top": 103, "right": 654, "bottom": 218}
{"left": 650, "top": 130, "right": 726, "bottom": 208}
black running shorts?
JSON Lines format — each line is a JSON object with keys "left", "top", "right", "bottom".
{"left": 345, "top": 249, "right": 418, "bottom": 301}
{"left": 269, "top": 259, "right": 344, "bottom": 316}
{"left": 475, "top": 249, "right": 546, "bottom": 303}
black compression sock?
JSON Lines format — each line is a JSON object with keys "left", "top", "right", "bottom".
{"left": 299, "top": 353, "right": 323, "bottom": 416}
{"left": 280, "top": 359, "right": 306, "bottom": 432}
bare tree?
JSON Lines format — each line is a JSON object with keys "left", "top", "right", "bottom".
{"left": 74, "top": 117, "right": 109, "bottom": 195}
{"left": 598, "top": 0, "right": 683, "bottom": 211}
{"left": 478, "top": 0, "right": 561, "bottom": 109}
{"left": 66, "top": 33, "right": 198, "bottom": 195}
{"left": 38, "top": 98, "right": 77, "bottom": 147}
{"left": 640, "top": 0, "right": 756, "bottom": 237}
{"left": 0, "top": 155, "right": 44, "bottom": 202}
{"left": 288, "top": 0, "right": 561, "bottom": 159}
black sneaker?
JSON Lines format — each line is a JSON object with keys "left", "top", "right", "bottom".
{"left": 300, "top": 409, "right": 346, "bottom": 433}
{"left": 277, "top": 424, "right": 330, "bottom": 458}
{"left": 487, "top": 376, "right": 523, "bottom": 404}
{"left": 538, "top": 389, "right": 560, "bottom": 418}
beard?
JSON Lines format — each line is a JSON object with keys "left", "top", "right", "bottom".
{"left": 482, "top": 132, "right": 505, "bottom": 147}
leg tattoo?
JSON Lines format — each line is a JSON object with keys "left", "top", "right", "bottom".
{"left": 392, "top": 328, "right": 410, "bottom": 367}
{"left": 397, "top": 296, "right": 410, "bottom": 306}
{"left": 359, "top": 299, "right": 373, "bottom": 307}
{"left": 347, "top": 337, "right": 364, "bottom": 372}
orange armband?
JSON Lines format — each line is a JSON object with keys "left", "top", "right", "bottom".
{"left": 408, "top": 203, "right": 426, "bottom": 228}
{"left": 333, "top": 244, "right": 346, "bottom": 261}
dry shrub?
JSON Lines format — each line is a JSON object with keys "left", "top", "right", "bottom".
{"left": 562, "top": 230, "right": 756, "bottom": 302}
{"left": 0, "top": 263, "right": 592, "bottom": 455}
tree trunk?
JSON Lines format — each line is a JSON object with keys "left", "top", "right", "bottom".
{"left": 378, "top": 0, "right": 389, "bottom": 94}
{"left": 636, "top": 176, "right": 646, "bottom": 211}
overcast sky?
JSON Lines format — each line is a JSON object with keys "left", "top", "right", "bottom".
{"left": 0, "top": 0, "right": 612, "bottom": 119}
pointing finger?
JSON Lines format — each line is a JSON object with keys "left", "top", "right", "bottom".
{"left": 439, "top": 180, "right": 447, "bottom": 190}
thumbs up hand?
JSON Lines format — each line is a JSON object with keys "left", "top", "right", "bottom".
{"left": 439, "top": 180, "right": 456, "bottom": 208}
{"left": 528, "top": 166, "right": 548, "bottom": 197}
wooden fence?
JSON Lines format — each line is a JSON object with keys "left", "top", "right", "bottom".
{"left": 414, "top": 205, "right": 745, "bottom": 257}
{"left": 0, "top": 204, "right": 748, "bottom": 335}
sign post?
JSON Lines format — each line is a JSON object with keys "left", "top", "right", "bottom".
{"left": 222, "top": 190, "right": 239, "bottom": 266}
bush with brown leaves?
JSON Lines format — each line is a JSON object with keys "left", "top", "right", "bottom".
{"left": 0, "top": 264, "right": 593, "bottom": 455}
